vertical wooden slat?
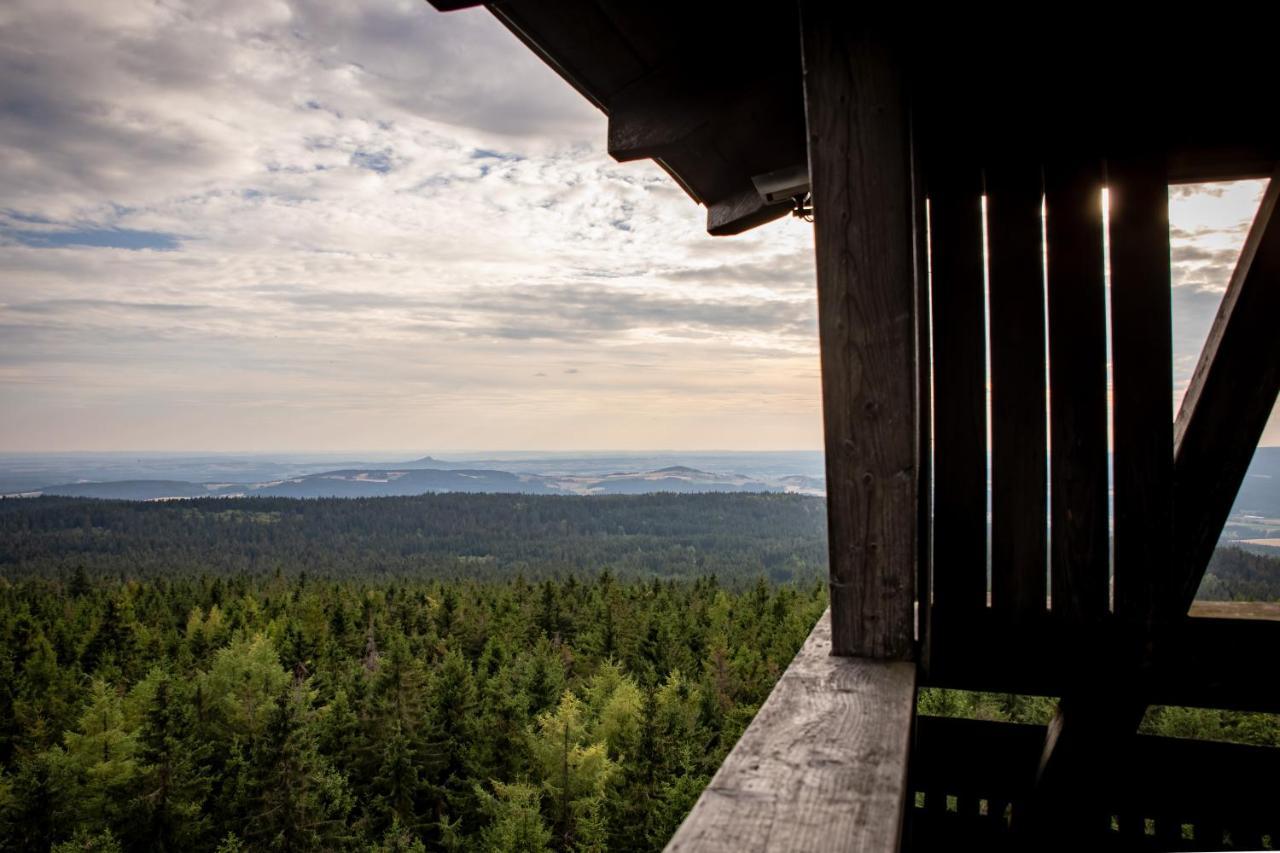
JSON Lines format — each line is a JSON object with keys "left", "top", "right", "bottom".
{"left": 802, "top": 7, "right": 917, "bottom": 659}
{"left": 929, "top": 166, "right": 988, "bottom": 624}
{"left": 913, "top": 118, "right": 933, "bottom": 659}
{"left": 1026, "top": 163, "right": 1114, "bottom": 847}
{"left": 1108, "top": 158, "right": 1174, "bottom": 633}
{"left": 986, "top": 164, "right": 1049, "bottom": 618}
{"left": 1044, "top": 161, "right": 1110, "bottom": 624}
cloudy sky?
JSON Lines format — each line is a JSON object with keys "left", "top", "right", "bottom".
{"left": 0, "top": 0, "right": 1274, "bottom": 453}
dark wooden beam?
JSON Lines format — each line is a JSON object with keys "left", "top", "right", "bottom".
{"left": 706, "top": 185, "right": 792, "bottom": 236}
{"left": 1023, "top": 161, "right": 1119, "bottom": 848}
{"left": 912, "top": 715, "right": 1280, "bottom": 848}
{"left": 986, "top": 164, "right": 1048, "bottom": 620}
{"left": 605, "top": 59, "right": 793, "bottom": 167}
{"left": 928, "top": 165, "right": 988, "bottom": 635}
{"left": 606, "top": 63, "right": 725, "bottom": 163}
{"left": 1109, "top": 158, "right": 1175, "bottom": 636}
{"left": 912, "top": 123, "right": 933, "bottom": 669}
{"left": 917, "top": 605, "right": 1280, "bottom": 713}
{"left": 1044, "top": 161, "right": 1111, "bottom": 625}
{"left": 801, "top": 5, "right": 917, "bottom": 660}
{"left": 1165, "top": 145, "right": 1278, "bottom": 185}
{"left": 487, "top": 1, "right": 644, "bottom": 114}
{"left": 1172, "top": 171, "right": 1280, "bottom": 610}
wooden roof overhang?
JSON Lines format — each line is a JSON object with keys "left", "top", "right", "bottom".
{"left": 432, "top": 2, "right": 1279, "bottom": 235}
{"left": 427, "top": 4, "right": 1280, "bottom": 851}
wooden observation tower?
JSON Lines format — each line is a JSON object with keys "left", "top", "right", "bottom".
{"left": 427, "top": 3, "right": 1280, "bottom": 849}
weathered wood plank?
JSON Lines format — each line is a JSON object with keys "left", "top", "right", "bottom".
{"left": 665, "top": 611, "right": 917, "bottom": 853}
{"left": 801, "top": 6, "right": 917, "bottom": 658}
{"left": 1043, "top": 160, "right": 1111, "bottom": 624}
{"left": 910, "top": 715, "right": 1280, "bottom": 848}
{"left": 916, "top": 606, "right": 1280, "bottom": 713}
{"left": 706, "top": 185, "right": 792, "bottom": 236}
{"left": 912, "top": 126, "right": 933, "bottom": 659}
{"left": 1172, "top": 170, "right": 1280, "bottom": 610}
{"left": 606, "top": 62, "right": 720, "bottom": 163}
{"left": 488, "top": 0, "right": 646, "bottom": 113}
{"left": 1108, "top": 158, "right": 1174, "bottom": 629}
{"left": 928, "top": 165, "right": 988, "bottom": 623}
{"left": 985, "top": 164, "right": 1048, "bottom": 619}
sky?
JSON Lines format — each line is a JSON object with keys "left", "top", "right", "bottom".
{"left": 0, "top": 0, "right": 1274, "bottom": 453}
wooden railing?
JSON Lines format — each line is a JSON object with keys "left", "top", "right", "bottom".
{"left": 908, "top": 715, "right": 1280, "bottom": 851}
{"left": 664, "top": 610, "right": 917, "bottom": 853}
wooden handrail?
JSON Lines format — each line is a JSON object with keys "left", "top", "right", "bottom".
{"left": 665, "top": 611, "right": 917, "bottom": 853}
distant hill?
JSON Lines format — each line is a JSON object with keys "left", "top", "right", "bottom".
{"left": 34, "top": 480, "right": 221, "bottom": 500}
{"left": 26, "top": 463, "right": 816, "bottom": 501}
{"left": 248, "top": 468, "right": 563, "bottom": 498}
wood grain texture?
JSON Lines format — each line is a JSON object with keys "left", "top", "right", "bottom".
{"left": 912, "top": 125, "right": 933, "bottom": 659}
{"left": 985, "top": 165, "right": 1048, "bottom": 619}
{"left": 1172, "top": 170, "right": 1280, "bottom": 610}
{"left": 1107, "top": 158, "right": 1174, "bottom": 628}
{"left": 801, "top": 6, "right": 917, "bottom": 658}
{"left": 606, "top": 62, "right": 722, "bottom": 162}
{"left": 916, "top": 606, "right": 1280, "bottom": 713}
{"left": 706, "top": 185, "right": 792, "bottom": 236}
{"left": 910, "top": 715, "right": 1280, "bottom": 849}
{"left": 665, "top": 611, "right": 917, "bottom": 853}
{"left": 1043, "top": 161, "right": 1110, "bottom": 625}
{"left": 928, "top": 166, "right": 988, "bottom": 620}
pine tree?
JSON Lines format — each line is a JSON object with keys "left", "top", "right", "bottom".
{"left": 126, "top": 667, "right": 212, "bottom": 851}
{"left": 476, "top": 780, "right": 553, "bottom": 853}
{"left": 529, "top": 693, "right": 616, "bottom": 851}
{"left": 244, "top": 682, "right": 354, "bottom": 852}
{"left": 421, "top": 649, "right": 479, "bottom": 837}
{"left": 201, "top": 633, "right": 289, "bottom": 740}
{"left": 63, "top": 680, "right": 139, "bottom": 835}
{"left": 373, "top": 723, "right": 422, "bottom": 834}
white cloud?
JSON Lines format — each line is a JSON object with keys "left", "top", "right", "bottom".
{"left": 1, "top": 0, "right": 1273, "bottom": 452}
{"left": 0, "top": 0, "right": 819, "bottom": 452}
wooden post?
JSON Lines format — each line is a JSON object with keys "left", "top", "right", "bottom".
{"left": 986, "top": 164, "right": 1049, "bottom": 620}
{"left": 1109, "top": 157, "right": 1174, "bottom": 638}
{"left": 801, "top": 5, "right": 918, "bottom": 659}
{"left": 929, "top": 165, "right": 988, "bottom": 626}
{"left": 1044, "top": 160, "right": 1111, "bottom": 626}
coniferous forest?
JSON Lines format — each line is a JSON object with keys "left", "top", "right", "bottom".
{"left": 0, "top": 493, "right": 827, "bottom": 852}
{"left": 2, "top": 492, "right": 1278, "bottom": 851}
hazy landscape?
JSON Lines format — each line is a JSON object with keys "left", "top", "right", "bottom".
{"left": 3, "top": 447, "right": 1275, "bottom": 555}
{"left": 0, "top": 451, "right": 826, "bottom": 501}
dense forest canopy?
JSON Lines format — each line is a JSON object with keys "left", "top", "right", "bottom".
{"left": 0, "top": 569, "right": 826, "bottom": 852}
{"left": 0, "top": 493, "right": 833, "bottom": 851}
{"left": 0, "top": 493, "right": 828, "bottom": 585}
{"left": 1198, "top": 546, "right": 1280, "bottom": 601}
{"left": 1, "top": 493, "right": 1277, "bottom": 852}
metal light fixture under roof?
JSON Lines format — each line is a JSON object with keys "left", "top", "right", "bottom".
{"left": 752, "top": 163, "right": 812, "bottom": 221}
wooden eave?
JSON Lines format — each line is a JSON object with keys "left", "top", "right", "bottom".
{"left": 430, "top": 4, "right": 1278, "bottom": 236}
{"left": 429, "top": 0, "right": 809, "bottom": 234}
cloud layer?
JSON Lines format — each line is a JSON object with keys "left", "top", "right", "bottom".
{"left": 0, "top": 0, "right": 1273, "bottom": 451}
{"left": 0, "top": 0, "right": 818, "bottom": 452}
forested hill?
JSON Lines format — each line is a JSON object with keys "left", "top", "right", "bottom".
{"left": 0, "top": 493, "right": 829, "bottom": 584}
